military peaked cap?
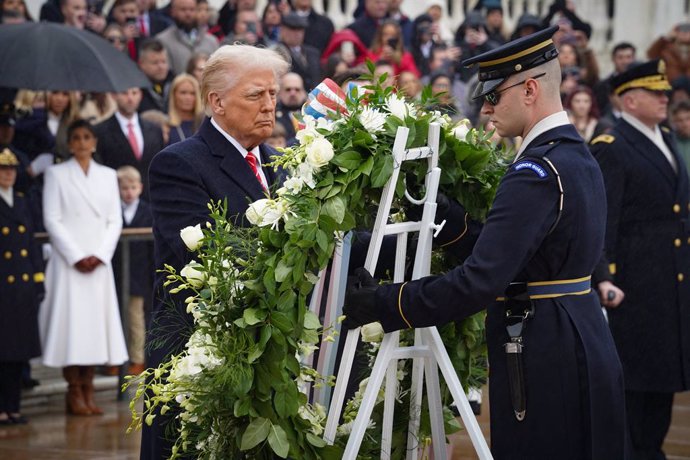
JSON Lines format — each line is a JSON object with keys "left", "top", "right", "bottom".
{"left": 0, "top": 148, "right": 19, "bottom": 167}
{"left": 462, "top": 25, "right": 559, "bottom": 99}
{"left": 611, "top": 59, "right": 672, "bottom": 96}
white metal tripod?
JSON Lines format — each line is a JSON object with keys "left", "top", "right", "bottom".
{"left": 322, "top": 124, "right": 493, "bottom": 459}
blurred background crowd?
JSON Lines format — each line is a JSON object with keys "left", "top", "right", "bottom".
{"left": 1, "top": 0, "right": 690, "bottom": 428}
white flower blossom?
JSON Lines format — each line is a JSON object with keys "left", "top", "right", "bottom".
{"left": 180, "top": 224, "right": 204, "bottom": 251}
{"left": 360, "top": 322, "right": 384, "bottom": 343}
{"left": 385, "top": 94, "right": 416, "bottom": 119}
{"left": 305, "top": 136, "right": 335, "bottom": 169}
{"left": 358, "top": 107, "right": 387, "bottom": 133}
{"left": 295, "top": 115, "right": 319, "bottom": 144}
{"left": 451, "top": 119, "right": 472, "bottom": 141}
{"left": 429, "top": 110, "right": 450, "bottom": 128}
{"left": 245, "top": 198, "right": 289, "bottom": 229}
{"left": 180, "top": 261, "right": 204, "bottom": 288}
{"left": 295, "top": 162, "right": 316, "bottom": 189}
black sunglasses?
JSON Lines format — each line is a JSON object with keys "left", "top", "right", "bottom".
{"left": 484, "top": 73, "right": 546, "bottom": 106}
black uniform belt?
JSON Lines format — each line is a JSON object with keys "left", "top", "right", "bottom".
{"left": 497, "top": 276, "right": 591, "bottom": 301}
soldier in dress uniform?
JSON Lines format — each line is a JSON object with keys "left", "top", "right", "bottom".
{"left": 344, "top": 25, "right": 627, "bottom": 459}
{"left": 590, "top": 59, "right": 690, "bottom": 460}
{"left": 0, "top": 148, "right": 44, "bottom": 424}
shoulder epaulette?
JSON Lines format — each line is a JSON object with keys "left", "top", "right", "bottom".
{"left": 590, "top": 134, "right": 615, "bottom": 145}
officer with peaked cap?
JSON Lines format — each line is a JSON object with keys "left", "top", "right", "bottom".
{"left": 344, "top": 25, "right": 627, "bottom": 459}
{"left": 0, "top": 148, "right": 44, "bottom": 424}
{"left": 591, "top": 59, "right": 690, "bottom": 460}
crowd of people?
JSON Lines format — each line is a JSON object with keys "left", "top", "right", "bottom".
{"left": 0, "top": 0, "right": 690, "bottom": 459}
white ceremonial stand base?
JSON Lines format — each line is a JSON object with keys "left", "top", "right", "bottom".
{"left": 322, "top": 124, "right": 492, "bottom": 460}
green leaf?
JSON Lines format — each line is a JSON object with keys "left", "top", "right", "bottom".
{"left": 267, "top": 423, "right": 290, "bottom": 458}
{"left": 247, "top": 344, "right": 263, "bottom": 363}
{"left": 306, "top": 432, "right": 326, "bottom": 448}
{"left": 370, "top": 155, "right": 394, "bottom": 188}
{"left": 271, "top": 311, "right": 293, "bottom": 333}
{"left": 240, "top": 417, "right": 271, "bottom": 451}
{"left": 234, "top": 397, "right": 251, "bottom": 417}
{"left": 315, "top": 228, "right": 329, "bottom": 253}
{"left": 303, "top": 310, "right": 321, "bottom": 330}
{"left": 275, "top": 259, "right": 292, "bottom": 282}
{"left": 243, "top": 308, "right": 265, "bottom": 326}
{"left": 322, "top": 196, "right": 346, "bottom": 224}
{"left": 274, "top": 387, "right": 299, "bottom": 418}
{"left": 331, "top": 150, "right": 362, "bottom": 170}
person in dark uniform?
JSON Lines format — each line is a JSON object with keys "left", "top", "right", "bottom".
{"left": 0, "top": 148, "right": 44, "bottom": 424}
{"left": 344, "top": 25, "right": 627, "bottom": 459}
{"left": 590, "top": 59, "right": 690, "bottom": 460}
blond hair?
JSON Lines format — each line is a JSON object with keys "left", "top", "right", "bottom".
{"left": 168, "top": 73, "right": 204, "bottom": 128}
{"left": 117, "top": 165, "right": 142, "bottom": 184}
{"left": 201, "top": 45, "right": 289, "bottom": 116}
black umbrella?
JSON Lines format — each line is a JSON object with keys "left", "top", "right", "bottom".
{"left": 0, "top": 22, "right": 150, "bottom": 92}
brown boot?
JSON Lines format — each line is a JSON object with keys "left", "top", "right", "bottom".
{"left": 81, "top": 366, "right": 103, "bottom": 415}
{"left": 62, "top": 366, "right": 91, "bottom": 416}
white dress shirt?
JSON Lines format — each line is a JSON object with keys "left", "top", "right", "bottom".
{"left": 122, "top": 198, "right": 139, "bottom": 225}
{"left": 115, "top": 111, "right": 144, "bottom": 157}
{"left": 210, "top": 117, "right": 269, "bottom": 189}
{"left": 0, "top": 186, "right": 12, "bottom": 207}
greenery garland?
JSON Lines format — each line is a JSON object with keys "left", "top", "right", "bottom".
{"left": 125, "top": 68, "right": 508, "bottom": 459}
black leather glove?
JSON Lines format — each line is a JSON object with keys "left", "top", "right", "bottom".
{"left": 342, "top": 268, "right": 380, "bottom": 329}
{"left": 405, "top": 192, "right": 454, "bottom": 222}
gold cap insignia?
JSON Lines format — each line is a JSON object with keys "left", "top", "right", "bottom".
{"left": 0, "top": 148, "right": 19, "bottom": 167}
{"left": 658, "top": 60, "right": 666, "bottom": 75}
{"left": 514, "top": 63, "right": 522, "bottom": 71}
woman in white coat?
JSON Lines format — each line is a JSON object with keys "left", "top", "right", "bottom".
{"left": 39, "top": 119, "right": 128, "bottom": 416}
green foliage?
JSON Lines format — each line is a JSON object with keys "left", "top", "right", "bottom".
{"left": 124, "top": 74, "right": 506, "bottom": 459}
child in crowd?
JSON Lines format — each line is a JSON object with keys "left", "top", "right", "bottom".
{"left": 116, "top": 166, "right": 153, "bottom": 376}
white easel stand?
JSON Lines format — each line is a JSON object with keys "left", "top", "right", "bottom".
{"left": 322, "top": 124, "right": 492, "bottom": 459}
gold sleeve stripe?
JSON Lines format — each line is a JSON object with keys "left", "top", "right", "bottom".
{"left": 397, "top": 282, "right": 412, "bottom": 329}
{"left": 608, "top": 263, "right": 616, "bottom": 275}
{"left": 440, "top": 212, "right": 469, "bottom": 248}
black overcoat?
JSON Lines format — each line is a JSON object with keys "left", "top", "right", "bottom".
{"left": 591, "top": 119, "right": 690, "bottom": 392}
{"left": 0, "top": 192, "right": 43, "bottom": 361}
{"left": 141, "top": 118, "right": 284, "bottom": 460}
{"left": 375, "top": 125, "right": 627, "bottom": 459}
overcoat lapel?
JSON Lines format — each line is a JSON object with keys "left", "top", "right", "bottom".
{"left": 619, "top": 120, "right": 677, "bottom": 189}
{"left": 0, "top": 196, "right": 20, "bottom": 223}
{"left": 198, "top": 119, "right": 268, "bottom": 201}
{"left": 68, "top": 160, "right": 102, "bottom": 217}
{"left": 662, "top": 128, "right": 690, "bottom": 207}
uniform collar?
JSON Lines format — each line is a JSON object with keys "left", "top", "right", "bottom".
{"left": 515, "top": 110, "right": 570, "bottom": 162}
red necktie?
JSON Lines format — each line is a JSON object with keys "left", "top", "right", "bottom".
{"left": 245, "top": 152, "right": 266, "bottom": 190}
{"left": 139, "top": 17, "right": 148, "bottom": 37}
{"left": 127, "top": 122, "right": 141, "bottom": 159}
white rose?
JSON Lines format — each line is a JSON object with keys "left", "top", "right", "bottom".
{"left": 245, "top": 198, "right": 287, "bottom": 229}
{"left": 452, "top": 119, "right": 471, "bottom": 141}
{"left": 358, "top": 107, "right": 387, "bottom": 133}
{"left": 360, "top": 322, "right": 385, "bottom": 343}
{"left": 179, "top": 224, "right": 204, "bottom": 251}
{"left": 305, "top": 136, "right": 334, "bottom": 169}
{"left": 180, "top": 261, "right": 205, "bottom": 288}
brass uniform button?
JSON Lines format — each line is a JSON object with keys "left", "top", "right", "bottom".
{"left": 17, "top": 225, "right": 26, "bottom": 233}
{"left": 673, "top": 204, "right": 681, "bottom": 214}
{"left": 679, "top": 273, "right": 685, "bottom": 282}
{"left": 21, "top": 273, "right": 29, "bottom": 282}
{"left": 20, "top": 249, "right": 28, "bottom": 257}
{"left": 675, "top": 238, "right": 682, "bottom": 247}
{"left": 3, "top": 251, "right": 11, "bottom": 259}
{"left": 1, "top": 227, "right": 8, "bottom": 235}
{"left": 7, "top": 275, "right": 15, "bottom": 283}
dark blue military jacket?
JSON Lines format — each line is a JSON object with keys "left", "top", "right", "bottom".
{"left": 591, "top": 119, "right": 690, "bottom": 393}
{"left": 0, "top": 191, "right": 43, "bottom": 362}
{"left": 375, "top": 124, "right": 627, "bottom": 459}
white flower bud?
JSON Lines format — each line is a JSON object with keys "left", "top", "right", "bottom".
{"left": 360, "top": 322, "right": 385, "bottom": 343}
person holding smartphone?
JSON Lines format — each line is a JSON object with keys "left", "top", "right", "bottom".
{"left": 366, "top": 19, "right": 421, "bottom": 78}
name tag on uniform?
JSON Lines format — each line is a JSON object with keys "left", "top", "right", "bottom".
{"left": 514, "top": 161, "right": 548, "bottom": 178}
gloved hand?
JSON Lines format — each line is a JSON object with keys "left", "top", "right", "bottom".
{"left": 405, "top": 193, "right": 459, "bottom": 223}
{"left": 342, "top": 268, "right": 380, "bottom": 329}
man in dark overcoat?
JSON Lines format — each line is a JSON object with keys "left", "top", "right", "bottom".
{"left": 344, "top": 26, "right": 628, "bottom": 459}
{"left": 0, "top": 148, "right": 43, "bottom": 423}
{"left": 590, "top": 58, "right": 690, "bottom": 460}
{"left": 141, "top": 44, "right": 289, "bottom": 460}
